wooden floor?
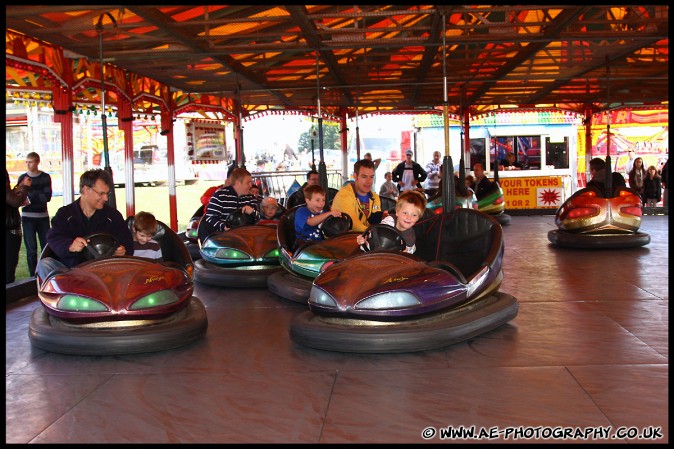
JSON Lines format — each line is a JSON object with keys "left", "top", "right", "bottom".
{"left": 5, "top": 215, "right": 668, "bottom": 444}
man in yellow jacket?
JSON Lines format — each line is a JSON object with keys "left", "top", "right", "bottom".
{"left": 331, "top": 158, "right": 384, "bottom": 232}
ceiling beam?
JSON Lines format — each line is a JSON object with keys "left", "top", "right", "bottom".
{"left": 127, "top": 6, "right": 294, "bottom": 107}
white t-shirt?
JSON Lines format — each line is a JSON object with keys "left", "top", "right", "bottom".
{"left": 400, "top": 163, "right": 416, "bottom": 191}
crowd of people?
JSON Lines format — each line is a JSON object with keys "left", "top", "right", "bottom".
{"left": 6, "top": 148, "right": 669, "bottom": 284}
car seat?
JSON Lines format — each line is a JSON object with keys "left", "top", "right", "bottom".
{"left": 277, "top": 205, "right": 300, "bottom": 253}
{"left": 380, "top": 195, "right": 397, "bottom": 214}
{"left": 126, "top": 217, "right": 193, "bottom": 268}
{"left": 414, "top": 209, "right": 502, "bottom": 282}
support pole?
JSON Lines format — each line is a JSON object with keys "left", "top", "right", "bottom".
{"left": 604, "top": 56, "right": 612, "bottom": 197}
{"left": 440, "top": 12, "right": 454, "bottom": 212}
{"left": 315, "top": 51, "right": 329, "bottom": 197}
{"left": 96, "top": 13, "right": 117, "bottom": 208}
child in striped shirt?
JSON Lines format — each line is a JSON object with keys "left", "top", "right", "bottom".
{"left": 132, "top": 211, "right": 163, "bottom": 261}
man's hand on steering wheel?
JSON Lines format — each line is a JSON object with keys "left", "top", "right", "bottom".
{"left": 83, "top": 233, "right": 122, "bottom": 260}
{"left": 68, "top": 236, "right": 89, "bottom": 253}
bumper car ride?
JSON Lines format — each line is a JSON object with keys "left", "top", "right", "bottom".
{"left": 29, "top": 226, "right": 207, "bottom": 355}
{"left": 547, "top": 186, "right": 650, "bottom": 248}
{"left": 194, "top": 224, "right": 282, "bottom": 287}
{"left": 290, "top": 208, "right": 518, "bottom": 353}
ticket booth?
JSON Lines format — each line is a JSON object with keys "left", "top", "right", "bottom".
{"left": 415, "top": 110, "right": 582, "bottom": 212}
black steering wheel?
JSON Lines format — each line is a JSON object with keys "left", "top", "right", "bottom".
{"left": 84, "top": 233, "right": 121, "bottom": 260}
{"left": 224, "top": 210, "right": 256, "bottom": 229}
{"left": 360, "top": 224, "right": 406, "bottom": 252}
{"left": 320, "top": 212, "right": 353, "bottom": 239}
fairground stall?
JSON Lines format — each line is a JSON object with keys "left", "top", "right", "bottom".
{"left": 411, "top": 107, "right": 668, "bottom": 213}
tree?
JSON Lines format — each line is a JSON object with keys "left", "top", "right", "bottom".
{"left": 297, "top": 122, "right": 341, "bottom": 156}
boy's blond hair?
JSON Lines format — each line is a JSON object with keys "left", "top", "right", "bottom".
{"left": 396, "top": 190, "right": 427, "bottom": 214}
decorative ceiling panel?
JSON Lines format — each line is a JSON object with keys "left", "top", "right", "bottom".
{"left": 6, "top": 5, "right": 669, "bottom": 116}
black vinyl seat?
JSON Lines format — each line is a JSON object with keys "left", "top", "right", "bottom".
{"left": 126, "top": 217, "right": 193, "bottom": 268}
{"left": 277, "top": 206, "right": 301, "bottom": 254}
{"left": 414, "top": 209, "right": 502, "bottom": 282}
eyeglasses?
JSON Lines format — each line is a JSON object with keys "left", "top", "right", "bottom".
{"left": 89, "top": 186, "right": 110, "bottom": 198}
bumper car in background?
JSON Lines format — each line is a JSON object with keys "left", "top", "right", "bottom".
{"left": 477, "top": 162, "right": 511, "bottom": 225}
{"left": 442, "top": 160, "right": 510, "bottom": 225}
{"left": 547, "top": 185, "right": 650, "bottom": 248}
{"left": 290, "top": 208, "right": 518, "bottom": 353}
{"left": 474, "top": 181, "right": 510, "bottom": 225}
{"left": 425, "top": 165, "right": 495, "bottom": 216}
{"left": 29, "top": 222, "right": 207, "bottom": 356}
{"left": 426, "top": 186, "right": 478, "bottom": 212}
{"left": 194, "top": 211, "right": 282, "bottom": 287}
{"left": 267, "top": 206, "right": 360, "bottom": 303}
{"left": 183, "top": 205, "right": 204, "bottom": 261}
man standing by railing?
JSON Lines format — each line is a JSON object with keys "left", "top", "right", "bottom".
{"left": 252, "top": 159, "right": 270, "bottom": 197}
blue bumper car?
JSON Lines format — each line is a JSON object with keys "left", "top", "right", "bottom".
{"left": 194, "top": 211, "right": 283, "bottom": 287}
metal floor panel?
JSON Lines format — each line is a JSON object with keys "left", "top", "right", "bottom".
{"left": 5, "top": 215, "right": 669, "bottom": 444}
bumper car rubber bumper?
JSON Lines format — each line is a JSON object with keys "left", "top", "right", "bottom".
{"left": 290, "top": 291, "right": 518, "bottom": 353}
{"left": 29, "top": 296, "right": 208, "bottom": 356}
{"left": 194, "top": 258, "right": 282, "bottom": 288}
{"left": 547, "top": 229, "right": 650, "bottom": 249}
{"left": 267, "top": 269, "right": 313, "bottom": 304}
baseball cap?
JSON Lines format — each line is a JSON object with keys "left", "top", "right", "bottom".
{"left": 261, "top": 197, "right": 278, "bottom": 208}
{"left": 405, "top": 150, "right": 413, "bottom": 156}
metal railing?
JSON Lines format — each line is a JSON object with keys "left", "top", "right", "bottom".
{"left": 251, "top": 169, "right": 343, "bottom": 206}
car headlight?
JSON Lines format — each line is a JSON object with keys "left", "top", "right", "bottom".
{"left": 56, "top": 295, "right": 108, "bottom": 312}
{"left": 309, "top": 286, "right": 338, "bottom": 308}
{"left": 130, "top": 289, "right": 180, "bottom": 310}
{"left": 565, "top": 206, "right": 599, "bottom": 219}
{"left": 214, "top": 248, "right": 250, "bottom": 260}
{"left": 356, "top": 291, "right": 420, "bottom": 310}
{"left": 264, "top": 248, "right": 280, "bottom": 258}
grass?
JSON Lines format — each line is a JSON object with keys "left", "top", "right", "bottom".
{"left": 12, "top": 180, "right": 224, "bottom": 282}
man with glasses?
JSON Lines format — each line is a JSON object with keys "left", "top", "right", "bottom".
{"left": 37, "top": 169, "right": 133, "bottom": 279}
